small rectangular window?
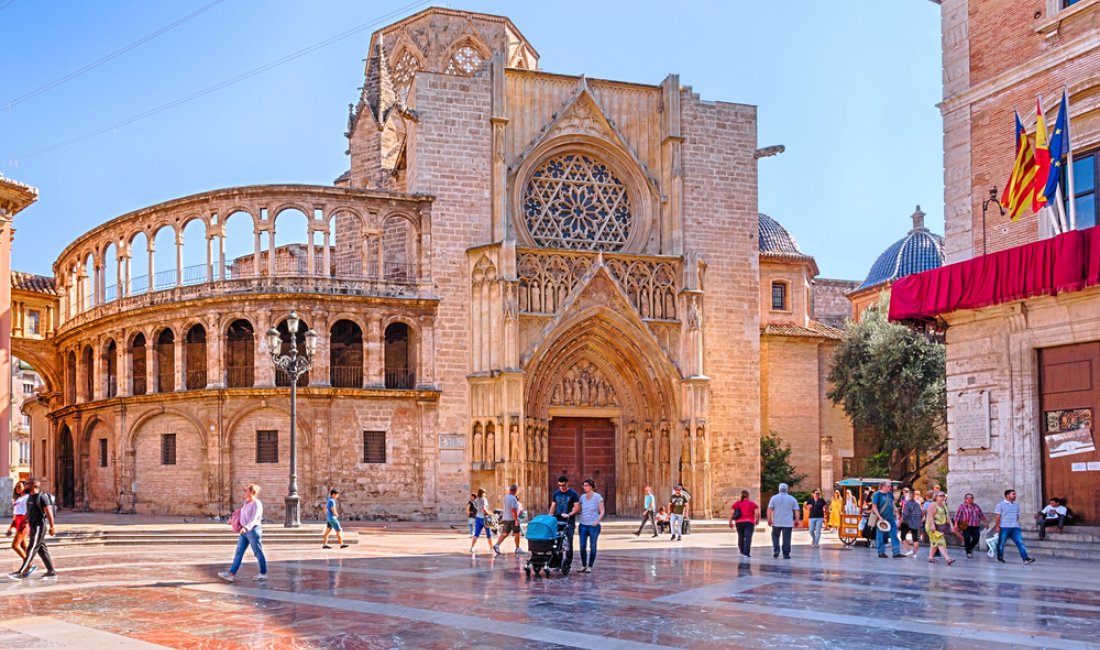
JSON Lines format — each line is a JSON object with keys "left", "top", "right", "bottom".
{"left": 27, "top": 310, "right": 40, "bottom": 335}
{"left": 771, "top": 282, "right": 787, "bottom": 310}
{"left": 363, "top": 430, "right": 386, "bottom": 464}
{"left": 99, "top": 438, "right": 108, "bottom": 467}
{"left": 21, "top": 414, "right": 31, "bottom": 428}
{"left": 161, "top": 433, "right": 177, "bottom": 465}
{"left": 22, "top": 383, "right": 34, "bottom": 395}
{"left": 256, "top": 430, "right": 279, "bottom": 464}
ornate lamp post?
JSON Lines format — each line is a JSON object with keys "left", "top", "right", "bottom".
{"left": 266, "top": 311, "right": 319, "bottom": 528}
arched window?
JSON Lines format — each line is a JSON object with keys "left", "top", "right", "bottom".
{"left": 383, "top": 216, "right": 416, "bottom": 282}
{"left": 330, "top": 320, "right": 364, "bottom": 388}
{"left": 444, "top": 43, "right": 485, "bottom": 77}
{"left": 104, "top": 340, "right": 118, "bottom": 398}
{"left": 156, "top": 329, "right": 175, "bottom": 392}
{"left": 131, "top": 334, "right": 147, "bottom": 396}
{"left": 185, "top": 324, "right": 207, "bottom": 389}
{"left": 226, "top": 319, "right": 254, "bottom": 388}
{"left": 391, "top": 48, "right": 421, "bottom": 102}
{"left": 65, "top": 351, "right": 77, "bottom": 405}
{"left": 771, "top": 281, "right": 789, "bottom": 311}
{"left": 82, "top": 346, "right": 94, "bottom": 402}
{"left": 384, "top": 322, "right": 415, "bottom": 389}
{"left": 275, "top": 318, "right": 310, "bottom": 387}
{"left": 522, "top": 153, "right": 633, "bottom": 251}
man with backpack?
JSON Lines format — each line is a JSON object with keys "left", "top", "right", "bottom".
{"left": 11, "top": 479, "right": 56, "bottom": 579}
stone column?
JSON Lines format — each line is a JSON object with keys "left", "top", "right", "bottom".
{"left": 312, "top": 311, "right": 331, "bottom": 387}
{"left": 366, "top": 315, "right": 383, "bottom": 387}
{"left": 147, "top": 240, "right": 155, "bottom": 291}
{"left": 174, "top": 334, "right": 184, "bottom": 391}
{"left": 175, "top": 231, "right": 184, "bottom": 287}
{"left": 322, "top": 231, "right": 331, "bottom": 277}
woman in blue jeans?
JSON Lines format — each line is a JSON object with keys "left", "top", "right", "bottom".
{"left": 218, "top": 484, "right": 268, "bottom": 582}
{"left": 577, "top": 478, "right": 605, "bottom": 573}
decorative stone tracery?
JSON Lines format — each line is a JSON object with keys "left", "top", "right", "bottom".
{"left": 444, "top": 44, "right": 485, "bottom": 76}
{"left": 549, "top": 360, "right": 619, "bottom": 407}
{"left": 522, "top": 153, "right": 633, "bottom": 251}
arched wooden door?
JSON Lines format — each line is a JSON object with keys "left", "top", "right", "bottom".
{"left": 58, "top": 426, "right": 75, "bottom": 508}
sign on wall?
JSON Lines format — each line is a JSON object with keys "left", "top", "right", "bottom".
{"left": 1043, "top": 408, "right": 1096, "bottom": 459}
{"left": 439, "top": 434, "right": 466, "bottom": 449}
{"left": 954, "top": 390, "right": 991, "bottom": 450}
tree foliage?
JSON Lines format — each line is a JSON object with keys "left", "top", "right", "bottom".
{"left": 760, "top": 430, "right": 806, "bottom": 494}
{"left": 827, "top": 295, "right": 947, "bottom": 485}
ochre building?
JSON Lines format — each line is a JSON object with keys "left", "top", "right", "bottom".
{"left": 12, "top": 8, "right": 852, "bottom": 520}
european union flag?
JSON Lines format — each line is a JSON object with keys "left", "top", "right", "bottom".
{"left": 1043, "top": 90, "right": 1070, "bottom": 202}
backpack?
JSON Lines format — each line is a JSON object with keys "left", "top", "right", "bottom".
{"left": 466, "top": 500, "right": 477, "bottom": 518}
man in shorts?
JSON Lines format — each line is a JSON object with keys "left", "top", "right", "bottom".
{"left": 494, "top": 484, "right": 524, "bottom": 555}
{"left": 322, "top": 489, "right": 348, "bottom": 549}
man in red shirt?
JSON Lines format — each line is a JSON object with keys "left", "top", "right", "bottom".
{"left": 728, "top": 490, "right": 760, "bottom": 558}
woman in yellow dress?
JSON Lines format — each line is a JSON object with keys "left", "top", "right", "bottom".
{"left": 828, "top": 489, "right": 842, "bottom": 531}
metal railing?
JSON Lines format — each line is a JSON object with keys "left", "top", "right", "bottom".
{"left": 226, "top": 366, "right": 253, "bottom": 388}
{"left": 384, "top": 368, "right": 415, "bottom": 389}
{"left": 330, "top": 365, "right": 363, "bottom": 388}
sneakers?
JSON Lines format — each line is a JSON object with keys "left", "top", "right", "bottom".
{"left": 43, "top": 571, "right": 57, "bottom": 578}
{"left": 996, "top": 557, "right": 1006, "bottom": 563}
{"left": 217, "top": 571, "right": 235, "bottom": 582}
{"left": 651, "top": 534, "right": 659, "bottom": 538}
{"left": 1024, "top": 557, "right": 1036, "bottom": 565}
{"left": 6, "top": 572, "right": 22, "bottom": 581}
{"left": 878, "top": 553, "right": 888, "bottom": 558}
{"left": 252, "top": 574, "right": 268, "bottom": 581}
{"left": 340, "top": 544, "right": 349, "bottom": 549}
{"left": 773, "top": 552, "right": 780, "bottom": 558}
{"left": 904, "top": 551, "right": 915, "bottom": 557}
{"left": 492, "top": 545, "right": 502, "bottom": 556}
{"left": 22, "top": 566, "right": 36, "bottom": 579}
{"left": 322, "top": 545, "right": 332, "bottom": 549}
{"left": 515, "top": 548, "right": 527, "bottom": 555}
{"left": 633, "top": 532, "right": 640, "bottom": 537}
{"left": 966, "top": 552, "right": 973, "bottom": 559}
{"left": 892, "top": 554, "right": 905, "bottom": 559}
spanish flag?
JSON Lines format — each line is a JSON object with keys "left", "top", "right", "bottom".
{"left": 1001, "top": 111, "right": 1039, "bottom": 222}
{"left": 1033, "top": 99, "right": 1051, "bottom": 213}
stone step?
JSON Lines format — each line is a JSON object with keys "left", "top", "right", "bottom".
{"left": 46, "top": 529, "right": 360, "bottom": 547}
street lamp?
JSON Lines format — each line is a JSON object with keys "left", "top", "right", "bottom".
{"left": 981, "top": 186, "right": 1004, "bottom": 256}
{"left": 266, "top": 311, "right": 320, "bottom": 528}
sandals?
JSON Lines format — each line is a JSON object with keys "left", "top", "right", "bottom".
{"left": 946, "top": 559, "right": 956, "bottom": 565}
{"left": 928, "top": 558, "right": 937, "bottom": 563}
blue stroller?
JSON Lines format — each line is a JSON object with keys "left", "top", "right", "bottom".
{"left": 524, "top": 514, "right": 570, "bottom": 577}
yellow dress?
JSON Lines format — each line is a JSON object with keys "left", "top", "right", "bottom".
{"left": 828, "top": 496, "right": 842, "bottom": 529}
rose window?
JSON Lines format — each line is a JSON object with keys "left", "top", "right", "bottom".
{"left": 522, "top": 154, "right": 633, "bottom": 251}
{"left": 444, "top": 45, "right": 484, "bottom": 76}
{"left": 391, "top": 49, "right": 420, "bottom": 101}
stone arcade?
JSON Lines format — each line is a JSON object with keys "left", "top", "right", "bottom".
{"left": 11, "top": 8, "right": 853, "bottom": 520}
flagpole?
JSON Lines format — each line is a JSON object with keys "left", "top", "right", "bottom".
{"left": 1053, "top": 185, "right": 1069, "bottom": 234}
{"left": 1065, "top": 87, "right": 1077, "bottom": 230}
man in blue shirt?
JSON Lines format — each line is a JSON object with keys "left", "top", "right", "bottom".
{"left": 634, "top": 485, "right": 658, "bottom": 537}
{"left": 322, "top": 489, "right": 348, "bottom": 549}
{"left": 548, "top": 475, "right": 580, "bottom": 568}
{"left": 994, "top": 488, "right": 1035, "bottom": 564}
{"left": 871, "top": 480, "right": 904, "bottom": 558}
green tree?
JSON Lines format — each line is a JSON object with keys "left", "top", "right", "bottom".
{"left": 827, "top": 295, "right": 947, "bottom": 485}
{"left": 760, "top": 430, "right": 806, "bottom": 494}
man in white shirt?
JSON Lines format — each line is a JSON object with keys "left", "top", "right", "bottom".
{"left": 493, "top": 484, "right": 524, "bottom": 555}
{"left": 1037, "top": 498, "right": 1067, "bottom": 540}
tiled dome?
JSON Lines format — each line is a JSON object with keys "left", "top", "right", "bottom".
{"left": 758, "top": 213, "right": 804, "bottom": 256}
{"left": 856, "top": 206, "right": 944, "bottom": 291}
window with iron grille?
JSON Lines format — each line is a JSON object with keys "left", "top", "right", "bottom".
{"left": 98, "top": 438, "right": 108, "bottom": 467}
{"left": 363, "top": 430, "right": 386, "bottom": 464}
{"left": 771, "top": 282, "right": 788, "bottom": 310}
{"left": 161, "top": 434, "right": 176, "bottom": 465}
{"left": 256, "top": 430, "right": 279, "bottom": 464}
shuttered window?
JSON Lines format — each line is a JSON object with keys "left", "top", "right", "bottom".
{"left": 363, "top": 430, "right": 386, "bottom": 464}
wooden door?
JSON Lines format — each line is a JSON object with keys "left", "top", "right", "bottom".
{"left": 548, "top": 417, "right": 617, "bottom": 514}
{"left": 1039, "top": 342, "right": 1100, "bottom": 523}
{"left": 58, "top": 427, "right": 75, "bottom": 508}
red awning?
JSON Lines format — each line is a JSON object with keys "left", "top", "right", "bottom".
{"left": 889, "top": 225, "right": 1100, "bottom": 321}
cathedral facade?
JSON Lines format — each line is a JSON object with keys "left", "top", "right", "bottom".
{"left": 13, "top": 8, "right": 851, "bottom": 519}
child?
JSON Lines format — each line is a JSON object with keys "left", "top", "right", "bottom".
{"left": 323, "top": 489, "right": 348, "bottom": 549}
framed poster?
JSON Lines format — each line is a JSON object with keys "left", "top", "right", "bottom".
{"left": 1045, "top": 408, "right": 1093, "bottom": 434}
{"left": 1044, "top": 428, "right": 1096, "bottom": 458}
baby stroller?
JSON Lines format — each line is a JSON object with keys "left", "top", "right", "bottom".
{"left": 523, "top": 515, "right": 571, "bottom": 577}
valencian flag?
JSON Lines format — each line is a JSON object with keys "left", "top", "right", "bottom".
{"left": 1041, "top": 90, "right": 1071, "bottom": 206}
{"left": 1000, "top": 111, "right": 1039, "bottom": 222}
{"left": 1033, "top": 99, "right": 1051, "bottom": 212}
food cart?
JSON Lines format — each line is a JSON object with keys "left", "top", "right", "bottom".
{"left": 834, "top": 477, "right": 902, "bottom": 546}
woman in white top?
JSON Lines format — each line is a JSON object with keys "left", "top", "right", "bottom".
{"left": 218, "top": 484, "right": 268, "bottom": 582}
{"left": 577, "top": 478, "right": 605, "bottom": 573}
{"left": 6, "top": 481, "right": 30, "bottom": 560}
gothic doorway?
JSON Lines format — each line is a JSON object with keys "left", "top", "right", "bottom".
{"left": 548, "top": 417, "right": 617, "bottom": 514}
{"left": 58, "top": 425, "right": 75, "bottom": 508}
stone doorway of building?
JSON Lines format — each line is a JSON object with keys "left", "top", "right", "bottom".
{"left": 548, "top": 417, "right": 616, "bottom": 514}
{"left": 58, "top": 425, "right": 75, "bottom": 508}
{"left": 1039, "top": 342, "right": 1100, "bottom": 524}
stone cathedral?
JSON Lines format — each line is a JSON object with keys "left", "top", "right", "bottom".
{"left": 13, "top": 7, "right": 852, "bottom": 520}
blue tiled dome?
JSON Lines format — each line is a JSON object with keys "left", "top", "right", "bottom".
{"left": 758, "top": 213, "right": 804, "bottom": 256}
{"left": 857, "top": 206, "right": 944, "bottom": 291}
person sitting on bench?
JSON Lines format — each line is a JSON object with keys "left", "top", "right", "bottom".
{"left": 1036, "top": 498, "right": 1067, "bottom": 540}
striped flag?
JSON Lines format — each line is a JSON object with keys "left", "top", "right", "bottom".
{"left": 1000, "top": 111, "right": 1039, "bottom": 222}
{"left": 1033, "top": 99, "right": 1051, "bottom": 213}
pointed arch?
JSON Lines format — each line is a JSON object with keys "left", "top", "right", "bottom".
{"left": 442, "top": 36, "right": 490, "bottom": 77}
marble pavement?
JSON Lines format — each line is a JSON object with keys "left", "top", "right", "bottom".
{"left": 0, "top": 527, "right": 1096, "bottom": 649}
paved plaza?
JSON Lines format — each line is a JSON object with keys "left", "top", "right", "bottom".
{"left": 0, "top": 525, "right": 1097, "bottom": 649}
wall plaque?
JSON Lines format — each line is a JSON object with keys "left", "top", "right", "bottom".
{"left": 439, "top": 434, "right": 466, "bottom": 449}
{"left": 955, "top": 390, "right": 991, "bottom": 450}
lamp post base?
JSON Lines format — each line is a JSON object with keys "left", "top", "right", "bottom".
{"left": 284, "top": 494, "right": 301, "bottom": 528}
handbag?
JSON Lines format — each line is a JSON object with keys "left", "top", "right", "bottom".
{"left": 229, "top": 508, "right": 242, "bottom": 533}
{"left": 866, "top": 511, "right": 879, "bottom": 531}
{"left": 732, "top": 505, "right": 742, "bottom": 520}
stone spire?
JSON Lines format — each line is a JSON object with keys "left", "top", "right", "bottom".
{"left": 910, "top": 205, "right": 926, "bottom": 233}
{"left": 362, "top": 34, "right": 398, "bottom": 127}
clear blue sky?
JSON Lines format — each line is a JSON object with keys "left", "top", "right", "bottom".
{"left": 1, "top": 0, "right": 943, "bottom": 281}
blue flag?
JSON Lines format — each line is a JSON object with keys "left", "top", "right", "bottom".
{"left": 1043, "top": 90, "right": 1070, "bottom": 202}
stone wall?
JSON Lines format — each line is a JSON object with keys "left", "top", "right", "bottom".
{"left": 813, "top": 279, "right": 857, "bottom": 329}
{"left": 680, "top": 94, "right": 761, "bottom": 508}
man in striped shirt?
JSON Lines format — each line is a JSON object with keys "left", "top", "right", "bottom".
{"left": 994, "top": 489, "right": 1035, "bottom": 564}
{"left": 953, "top": 493, "right": 987, "bottom": 559}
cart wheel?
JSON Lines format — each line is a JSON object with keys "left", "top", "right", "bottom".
{"left": 840, "top": 536, "right": 855, "bottom": 546}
